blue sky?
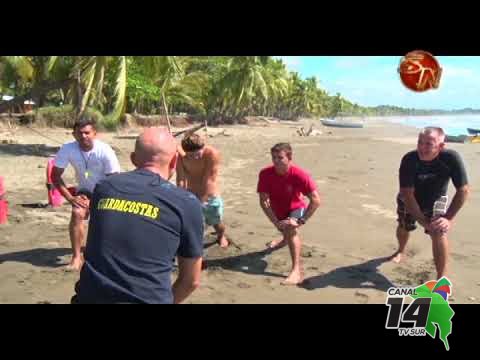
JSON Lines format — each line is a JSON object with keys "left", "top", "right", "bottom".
{"left": 277, "top": 56, "right": 480, "bottom": 110}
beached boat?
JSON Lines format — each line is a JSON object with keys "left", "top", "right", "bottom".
{"left": 320, "top": 118, "right": 364, "bottom": 128}
{"left": 467, "top": 128, "right": 480, "bottom": 135}
{"left": 445, "top": 134, "right": 480, "bottom": 144}
{"left": 445, "top": 134, "right": 469, "bottom": 143}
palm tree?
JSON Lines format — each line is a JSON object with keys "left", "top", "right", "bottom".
{"left": 260, "top": 58, "right": 289, "bottom": 116}
{"left": 215, "top": 56, "right": 270, "bottom": 119}
{"left": 0, "top": 56, "right": 71, "bottom": 113}
{"left": 141, "top": 56, "right": 207, "bottom": 131}
{"left": 64, "top": 56, "right": 126, "bottom": 123}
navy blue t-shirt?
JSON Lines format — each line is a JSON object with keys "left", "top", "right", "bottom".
{"left": 399, "top": 149, "right": 468, "bottom": 211}
{"left": 75, "top": 169, "right": 204, "bottom": 304}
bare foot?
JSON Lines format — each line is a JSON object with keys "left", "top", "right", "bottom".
{"left": 281, "top": 271, "right": 304, "bottom": 286}
{"left": 65, "top": 256, "right": 84, "bottom": 272}
{"left": 218, "top": 235, "right": 229, "bottom": 248}
{"left": 390, "top": 251, "right": 405, "bottom": 264}
{"left": 266, "top": 239, "right": 287, "bottom": 250}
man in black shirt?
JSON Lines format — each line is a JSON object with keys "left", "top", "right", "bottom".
{"left": 72, "top": 127, "right": 204, "bottom": 304}
{"left": 392, "top": 127, "right": 469, "bottom": 279}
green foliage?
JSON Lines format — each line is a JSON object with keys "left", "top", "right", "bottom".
{"left": 4, "top": 56, "right": 476, "bottom": 128}
{"left": 35, "top": 105, "right": 104, "bottom": 128}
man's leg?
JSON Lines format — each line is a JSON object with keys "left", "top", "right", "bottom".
{"left": 282, "top": 226, "right": 303, "bottom": 285}
{"left": 213, "top": 223, "right": 229, "bottom": 248}
{"left": 267, "top": 237, "right": 287, "bottom": 250}
{"left": 207, "top": 197, "right": 229, "bottom": 248}
{"left": 391, "top": 225, "right": 410, "bottom": 263}
{"left": 431, "top": 231, "right": 449, "bottom": 279}
{"left": 67, "top": 206, "right": 87, "bottom": 271}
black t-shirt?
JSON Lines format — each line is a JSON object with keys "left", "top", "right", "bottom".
{"left": 399, "top": 149, "right": 468, "bottom": 211}
{"left": 75, "top": 169, "right": 204, "bottom": 304}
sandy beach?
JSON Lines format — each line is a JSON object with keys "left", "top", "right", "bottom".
{"left": 0, "top": 117, "right": 478, "bottom": 304}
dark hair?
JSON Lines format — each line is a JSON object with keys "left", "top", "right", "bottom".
{"left": 73, "top": 117, "right": 97, "bottom": 131}
{"left": 181, "top": 133, "right": 205, "bottom": 152}
{"left": 270, "top": 142, "right": 293, "bottom": 159}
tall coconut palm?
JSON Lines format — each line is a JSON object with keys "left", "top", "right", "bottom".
{"left": 141, "top": 56, "right": 207, "bottom": 131}
{"left": 260, "top": 58, "right": 289, "bottom": 116}
{"left": 216, "top": 56, "right": 270, "bottom": 118}
{"left": 64, "top": 56, "right": 127, "bottom": 123}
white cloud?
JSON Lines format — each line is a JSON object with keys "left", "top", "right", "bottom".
{"left": 442, "top": 65, "right": 475, "bottom": 78}
{"left": 333, "top": 57, "right": 375, "bottom": 69}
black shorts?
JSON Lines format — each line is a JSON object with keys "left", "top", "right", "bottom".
{"left": 396, "top": 194, "right": 448, "bottom": 233}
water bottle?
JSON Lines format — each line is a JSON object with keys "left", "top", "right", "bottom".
{"left": 432, "top": 195, "right": 448, "bottom": 218}
{"left": 432, "top": 195, "right": 448, "bottom": 234}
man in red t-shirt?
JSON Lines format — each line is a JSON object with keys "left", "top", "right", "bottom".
{"left": 257, "top": 143, "right": 321, "bottom": 285}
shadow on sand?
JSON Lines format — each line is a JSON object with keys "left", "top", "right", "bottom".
{"left": 0, "top": 248, "right": 71, "bottom": 268}
{"left": 0, "top": 143, "right": 59, "bottom": 157}
{"left": 204, "top": 247, "right": 285, "bottom": 278}
{"left": 301, "top": 256, "right": 396, "bottom": 292}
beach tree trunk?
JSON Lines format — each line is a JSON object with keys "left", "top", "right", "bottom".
{"left": 162, "top": 92, "right": 172, "bottom": 133}
{"left": 74, "top": 69, "right": 85, "bottom": 121}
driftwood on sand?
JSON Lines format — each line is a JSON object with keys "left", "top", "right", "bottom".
{"left": 296, "top": 124, "right": 323, "bottom": 137}
{"left": 172, "top": 123, "right": 206, "bottom": 138}
{"left": 114, "top": 123, "right": 207, "bottom": 140}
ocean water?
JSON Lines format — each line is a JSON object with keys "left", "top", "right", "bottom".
{"left": 382, "top": 115, "right": 480, "bottom": 136}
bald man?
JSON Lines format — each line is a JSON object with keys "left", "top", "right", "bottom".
{"left": 73, "top": 127, "right": 204, "bottom": 304}
{"left": 392, "top": 127, "right": 469, "bottom": 279}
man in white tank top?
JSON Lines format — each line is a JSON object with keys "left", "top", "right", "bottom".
{"left": 52, "top": 117, "right": 121, "bottom": 271}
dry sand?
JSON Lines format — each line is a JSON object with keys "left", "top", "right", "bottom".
{"left": 0, "top": 118, "right": 478, "bottom": 304}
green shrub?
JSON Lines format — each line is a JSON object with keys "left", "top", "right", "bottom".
{"left": 34, "top": 106, "right": 105, "bottom": 128}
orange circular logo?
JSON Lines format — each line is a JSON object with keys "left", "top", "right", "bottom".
{"left": 398, "top": 50, "right": 442, "bottom": 92}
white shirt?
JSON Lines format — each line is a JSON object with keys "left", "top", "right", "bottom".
{"left": 55, "top": 139, "right": 121, "bottom": 193}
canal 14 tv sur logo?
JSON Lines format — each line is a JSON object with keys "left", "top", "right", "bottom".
{"left": 385, "top": 277, "right": 454, "bottom": 351}
{"left": 386, "top": 287, "right": 430, "bottom": 336}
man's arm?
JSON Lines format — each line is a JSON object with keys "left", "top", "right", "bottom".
{"left": 299, "top": 190, "right": 321, "bottom": 224}
{"left": 104, "top": 146, "right": 121, "bottom": 176}
{"left": 445, "top": 184, "right": 469, "bottom": 220}
{"left": 400, "top": 187, "right": 431, "bottom": 229}
{"left": 259, "top": 192, "right": 283, "bottom": 231}
{"left": 52, "top": 167, "right": 89, "bottom": 208}
{"left": 201, "top": 150, "right": 220, "bottom": 203}
{"left": 172, "top": 256, "right": 202, "bottom": 304}
{"left": 431, "top": 184, "right": 469, "bottom": 232}
{"left": 176, "top": 156, "right": 188, "bottom": 189}
{"left": 51, "top": 166, "right": 71, "bottom": 201}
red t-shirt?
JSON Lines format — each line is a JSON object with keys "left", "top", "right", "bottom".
{"left": 257, "top": 164, "right": 317, "bottom": 220}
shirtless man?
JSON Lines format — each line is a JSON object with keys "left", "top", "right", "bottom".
{"left": 176, "top": 133, "right": 229, "bottom": 248}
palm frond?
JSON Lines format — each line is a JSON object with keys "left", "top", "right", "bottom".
{"left": 3, "top": 56, "right": 34, "bottom": 81}
{"left": 107, "top": 56, "right": 127, "bottom": 122}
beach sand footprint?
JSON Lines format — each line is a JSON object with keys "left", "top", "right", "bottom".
{"left": 226, "top": 158, "right": 255, "bottom": 172}
{"left": 361, "top": 204, "right": 396, "bottom": 219}
{"left": 355, "top": 290, "right": 370, "bottom": 304}
{"left": 391, "top": 266, "right": 435, "bottom": 287}
{"left": 24, "top": 209, "right": 70, "bottom": 226}
{"left": 356, "top": 194, "right": 373, "bottom": 199}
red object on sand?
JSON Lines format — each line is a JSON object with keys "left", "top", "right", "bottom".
{"left": 398, "top": 50, "right": 442, "bottom": 92}
{"left": 0, "top": 200, "right": 7, "bottom": 224}
{"left": 0, "top": 176, "right": 5, "bottom": 198}
{"left": 46, "top": 157, "right": 64, "bottom": 207}
{"left": 0, "top": 176, "right": 7, "bottom": 224}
